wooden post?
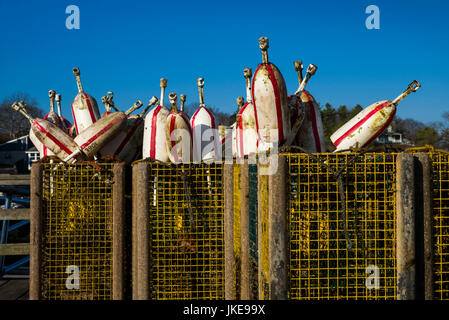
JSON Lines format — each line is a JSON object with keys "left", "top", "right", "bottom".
{"left": 29, "top": 163, "right": 43, "bottom": 300}
{"left": 240, "top": 160, "right": 250, "bottom": 300}
{"left": 223, "top": 163, "right": 234, "bottom": 300}
{"left": 268, "top": 155, "right": 288, "bottom": 300}
{"left": 415, "top": 153, "right": 433, "bottom": 300}
{"left": 112, "top": 163, "right": 125, "bottom": 300}
{"left": 396, "top": 152, "right": 416, "bottom": 300}
{"left": 133, "top": 162, "right": 151, "bottom": 300}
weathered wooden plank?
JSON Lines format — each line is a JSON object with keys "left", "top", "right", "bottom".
{"left": 0, "top": 243, "right": 30, "bottom": 255}
{"left": 0, "top": 209, "right": 30, "bottom": 220}
{"left": 0, "top": 174, "right": 30, "bottom": 179}
{"left": 0, "top": 180, "right": 30, "bottom": 186}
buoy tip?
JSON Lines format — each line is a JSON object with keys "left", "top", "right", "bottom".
{"left": 259, "top": 37, "right": 269, "bottom": 50}
{"left": 243, "top": 68, "right": 252, "bottom": 78}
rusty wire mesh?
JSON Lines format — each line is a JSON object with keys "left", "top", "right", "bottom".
{"left": 285, "top": 152, "right": 398, "bottom": 300}
{"left": 148, "top": 162, "right": 224, "bottom": 300}
{"left": 40, "top": 162, "right": 115, "bottom": 300}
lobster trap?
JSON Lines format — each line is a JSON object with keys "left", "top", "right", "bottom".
{"left": 30, "top": 161, "right": 126, "bottom": 300}
{"left": 132, "top": 160, "right": 225, "bottom": 300}
{"left": 284, "top": 152, "right": 398, "bottom": 300}
{"left": 408, "top": 146, "right": 449, "bottom": 300}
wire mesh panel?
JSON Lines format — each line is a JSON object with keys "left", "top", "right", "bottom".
{"left": 286, "top": 152, "right": 398, "bottom": 300}
{"left": 431, "top": 151, "right": 449, "bottom": 300}
{"left": 232, "top": 165, "right": 241, "bottom": 299}
{"left": 148, "top": 162, "right": 225, "bottom": 300}
{"left": 408, "top": 147, "right": 449, "bottom": 300}
{"left": 39, "top": 162, "right": 116, "bottom": 300}
{"left": 248, "top": 163, "right": 258, "bottom": 299}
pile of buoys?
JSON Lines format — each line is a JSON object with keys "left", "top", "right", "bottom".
{"left": 11, "top": 37, "right": 421, "bottom": 165}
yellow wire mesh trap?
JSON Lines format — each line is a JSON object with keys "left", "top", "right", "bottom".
{"left": 148, "top": 162, "right": 225, "bottom": 300}
{"left": 40, "top": 162, "right": 115, "bottom": 300}
{"left": 285, "top": 152, "right": 398, "bottom": 300}
{"left": 408, "top": 146, "right": 449, "bottom": 300}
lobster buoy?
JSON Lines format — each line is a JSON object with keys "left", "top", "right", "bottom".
{"left": 331, "top": 80, "right": 421, "bottom": 152}
{"left": 236, "top": 68, "right": 259, "bottom": 158}
{"left": 285, "top": 62, "right": 321, "bottom": 149}
{"left": 100, "top": 97, "right": 158, "bottom": 164}
{"left": 71, "top": 100, "right": 143, "bottom": 161}
{"left": 29, "top": 90, "right": 63, "bottom": 158}
{"left": 218, "top": 125, "right": 231, "bottom": 160}
{"left": 142, "top": 78, "right": 170, "bottom": 161}
{"left": 191, "top": 78, "right": 219, "bottom": 162}
{"left": 101, "top": 91, "right": 119, "bottom": 118}
{"left": 165, "top": 93, "right": 192, "bottom": 164}
{"left": 71, "top": 67, "right": 101, "bottom": 135}
{"left": 290, "top": 61, "right": 326, "bottom": 152}
{"left": 252, "top": 37, "right": 290, "bottom": 151}
{"left": 55, "top": 93, "right": 72, "bottom": 133}
{"left": 231, "top": 97, "right": 244, "bottom": 158}
{"left": 12, "top": 101, "right": 84, "bottom": 164}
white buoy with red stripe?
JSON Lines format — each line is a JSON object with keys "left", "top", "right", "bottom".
{"left": 29, "top": 90, "right": 64, "bottom": 157}
{"left": 290, "top": 61, "right": 326, "bottom": 152}
{"left": 231, "top": 97, "right": 244, "bottom": 158}
{"left": 165, "top": 93, "right": 192, "bottom": 164}
{"left": 55, "top": 93, "right": 72, "bottom": 133}
{"left": 12, "top": 101, "right": 84, "bottom": 164}
{"left": 191, "top": 78, "right": 219, "bottom": 162}
{"left": 71, "top": 100, "right": 143, "bottom": 161}
{"left": 285, "top": 63, "right": 320, "bottom": 147}
{"left": 331, "top": 80, "right": 421, "bottom": 152}
{"left": 236, "top": 68, "right": 259, "bottom": 158}
{"left": 252, "top": 37, "right": 290, "bottom": 151}
{"left": 100, "top": 97, "right": 158, "bottom": 164}
{"left": 142, "top": 78, "right": 170, "bottom": 161}
{"left": 71, "top": 67, "right": 101, "bottom": 135}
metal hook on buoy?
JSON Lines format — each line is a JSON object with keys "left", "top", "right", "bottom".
{"left": 243, "top": 68, "right": 252, "bottom": 103}
{"left": 180, "top": 94, "right": 186, "bottom": 113}
{"left": 197, "top": 78, "right": 205, "bottom": 107}
{"left": 259, "top": 37, "right": 269, "bottom": 64}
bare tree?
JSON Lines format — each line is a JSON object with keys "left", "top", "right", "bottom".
{"left": 0, "top": 93, "right": 44, "bottom": 140}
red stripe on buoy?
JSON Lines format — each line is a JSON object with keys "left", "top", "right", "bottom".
{"left": 265, "top": 64, "right": 285, "bottom": 143}
{"left": 79, "top": 114, "right": 124, "bottom": 150}
{"left": 333, "top": 101, "right": 391, "bottom": 147}
{"left": 251, "top": 65, "right": 262, "bottom": 148}
{"left": 150, "top": 106, "right": 162, "bottom": 159}
{"left": 303, "top": 91, "right": 321, "bottom": 152}
{"left": 169, "top": 115, "right": 179, "bottom": 163}
{"left": 33, "top": 121, "right": 73, "bottom": 155}
{"left": 71, "top": 101, "right": 79, "bottom": 135}
{"left": 362, "top": 108, "right": 396, "bottom": 148}
{"left": 115, "top": 118, "right": 143, "bottom": 156}
{"left": 83, "top": 93, "right": 97, "bottom": 124}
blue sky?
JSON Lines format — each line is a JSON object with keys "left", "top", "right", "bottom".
{"left": 1, "top": 0, "right": 448, "bottom": 124}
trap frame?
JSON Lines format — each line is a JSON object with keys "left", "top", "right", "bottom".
{"left": 29, "top": 161, "right": 126, "bottom": 300}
